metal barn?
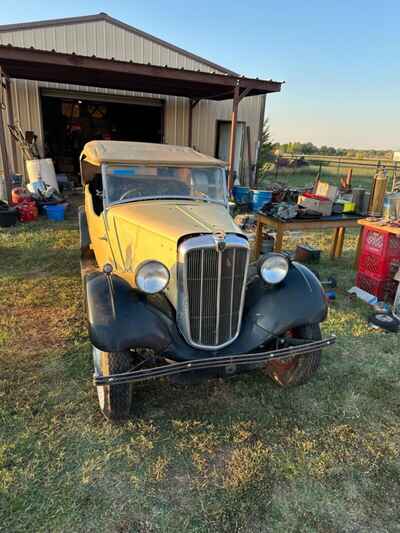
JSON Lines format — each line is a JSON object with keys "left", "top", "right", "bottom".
{"left": 0, "top": 13, "right": 281, "bottom": 197}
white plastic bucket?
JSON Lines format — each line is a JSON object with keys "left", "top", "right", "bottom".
{"left": 26, "top": 159, "right": 59, "bottom": 192}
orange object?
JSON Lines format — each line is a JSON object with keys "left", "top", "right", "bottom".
{"left": 11, "top": 187, "right": 31, "bottom": 205}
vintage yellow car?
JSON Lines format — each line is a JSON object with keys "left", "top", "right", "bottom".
{"left": 79, "top": 140, "right": 334, "bottom": 420}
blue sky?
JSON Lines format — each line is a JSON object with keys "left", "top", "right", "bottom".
{"left": 1, "top": 0, "right": 399, "bottom": 150}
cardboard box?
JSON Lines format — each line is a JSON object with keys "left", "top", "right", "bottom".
{"left": 298, "top": 193, "right": 333, "bottom": 216}
{"left": 333, "top": 199, "right": 356, "bottom": 213}
{"left": 315, "top": 182, "right": 338, "bottom": 201}
{"left": 297, "top": 182, "right": 338, "bottom": 216}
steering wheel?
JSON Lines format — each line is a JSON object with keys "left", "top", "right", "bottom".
{"left": 119, "top": 187, "right": 144, "bottom": 201}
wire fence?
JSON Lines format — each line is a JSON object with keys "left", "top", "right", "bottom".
{"left": 258, "top": 154, "right": 399, "bottom": 192}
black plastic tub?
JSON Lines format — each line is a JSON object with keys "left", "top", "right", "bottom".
{"left": 0, "top": 203, "right": 18, "bottom": 227}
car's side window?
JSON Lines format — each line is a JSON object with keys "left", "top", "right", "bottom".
{"left": 88, "top": 174, "right": 104, "bottom": 216}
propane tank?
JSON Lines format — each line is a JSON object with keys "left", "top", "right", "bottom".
{"left": 368, "top": 170, "right": 387, "bottom": 217}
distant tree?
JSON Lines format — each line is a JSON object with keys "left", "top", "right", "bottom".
{"left": 260, "top": 119, "right": 274, "bottom": 157}
{"left": 302, "top": 142, "right": 318, "bottom": 154}
{"left": 275, "top": 141, "right": 392, "bottom": 160}
{"left": 257, "top": 119, "right": 275, "bottom": 171}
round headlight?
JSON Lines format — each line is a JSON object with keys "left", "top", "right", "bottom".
{"left": 135, "top": 261, "right": 170, "bottom": 294}
{"left": 259, "top": 253, "right": 289, "bottom": 284}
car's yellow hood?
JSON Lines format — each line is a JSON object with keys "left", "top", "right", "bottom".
{"left": 106, "top": 200, "right": 242, "bottom": 281}
{"left": 108, "top": 200, "right": 240, "bottom": 241}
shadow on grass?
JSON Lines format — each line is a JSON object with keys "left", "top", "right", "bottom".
{"left": 1, "top": 246, "right": 80, "bottom": 278}
{"left": 0, "top": 217, "right": 78, "bottom": 235}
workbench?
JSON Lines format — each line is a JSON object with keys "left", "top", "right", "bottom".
{"left": 255, "top": 213, "right": 364, "bottom": 260}
{"left": 357, "top": 218, "right": 400, "bottom": 236}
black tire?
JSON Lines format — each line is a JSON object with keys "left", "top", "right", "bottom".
{"left": 264, "top": 323, "right": 322, "bottom": 387}
{"left": 369, "top": 313, "right": 400, "bottom": 333}
{"left": 93, "top": 348, "right": 133, "bottom": 421}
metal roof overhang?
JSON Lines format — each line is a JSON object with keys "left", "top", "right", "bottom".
{"left": 0, "top": 44, "right": 282, "bottom": 101}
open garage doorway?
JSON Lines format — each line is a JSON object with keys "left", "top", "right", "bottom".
{"left": 41, "top": 90, "right": 164, "bottom": 179}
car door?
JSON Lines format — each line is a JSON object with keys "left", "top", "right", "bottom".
{"left": 84, "top": 184, "right": 111, "bottom": 268}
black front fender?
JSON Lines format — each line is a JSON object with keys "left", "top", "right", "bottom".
{"left": 85, "top": 272, "right": 172, "bottom": 353}
{"left": 84, "top": 262, "right": 327, "bottom": 359}
{"left": 245, "top": 262, "right": 327, "bottom": 337}
{"left": 200, "top": 261, "right": 328, "bottom": 357}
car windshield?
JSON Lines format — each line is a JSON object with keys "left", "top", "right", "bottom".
{"left": 103, "top": 165, "right": 227, "bottom": 205}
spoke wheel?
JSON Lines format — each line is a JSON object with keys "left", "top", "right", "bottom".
{"left": 264, "top": 323, "right": 322, "bottom": 387}
{"left": 93, "top": 348, "right": 133, "bottom": 421}
{"left": 93, "top": 348, "right": 163, "bottom": 421}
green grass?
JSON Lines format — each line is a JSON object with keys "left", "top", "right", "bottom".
{"left": 1, "top": 193, "right": 400, "bottom": 532}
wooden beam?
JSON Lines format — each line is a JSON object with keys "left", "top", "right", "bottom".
{"left": 4, "top": 77, "right": 17, "bottom": 173}
{"left": 0, "top": 104, "right": 12, "bottom": 203}
{"left": 228, "top": 84, "right": 240, "bottom": 192}
{"left": 0, "top": 45, "right": 282, "bottom": 101}
{"left": 0, "top": 68, "right": 12, "bottom": 202}
{"left": 239, "top": 87, "right": 252, "bottom": 101}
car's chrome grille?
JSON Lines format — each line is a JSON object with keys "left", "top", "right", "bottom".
{"left": 179, "top": 235, "right": 249, "bottom": 349}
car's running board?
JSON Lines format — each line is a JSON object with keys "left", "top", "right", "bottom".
{"left": 94, "top": 335, "right": 336, "bottom": 386}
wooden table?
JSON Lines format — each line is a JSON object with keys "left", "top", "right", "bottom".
{"left": 255, "top": 213, "right": 364, "bottom": 261}
{"left": 357, "top": 218, "right": 400, "bottom": 236}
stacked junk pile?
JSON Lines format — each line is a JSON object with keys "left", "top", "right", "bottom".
{"left": 230, "top": 171, "right": 369, "bottom": 261}
{"left": 0, "top": 125, "right": 68, "bottom": 228}
{"left": 231, "top": 170, "right": 371, "bottom": 223}
{"left": 231, "top": 167, "right": 400, "bottom": 332}
{"left": 352, "top": 170, "right": 400, "bottom": 332}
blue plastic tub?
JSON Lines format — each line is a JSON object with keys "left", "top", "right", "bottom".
{"left": 232, "top": 186, "right": 250, "bottom": 204}
{"left": 44, "top": 204, "right": 65, "bottom": 221}
{"left": 251, "top": 190, "right": 272, "bottom": 212}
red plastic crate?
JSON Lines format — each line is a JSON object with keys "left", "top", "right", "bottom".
{"left": 356, "top": 271, "right": 398, "bottom": 302}
{"left": 361, "top": 227, "right": 400, "bottom": 259}
{"left": 358, "top": 252, "right": 400, "bottom": 280}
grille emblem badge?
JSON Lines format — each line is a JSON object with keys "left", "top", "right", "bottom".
{"left": 213, "top": 230, "right": 226, "bottom": 251}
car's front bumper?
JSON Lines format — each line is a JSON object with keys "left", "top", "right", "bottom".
{"left": 94, "top": 335, "right": 336, "bottom": 386}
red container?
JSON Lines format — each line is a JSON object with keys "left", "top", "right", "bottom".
{"left": 300, "top": 192, "right": 330, "bottom": 202}
{"left": 361, "top": 226, "right": 400, "bottom": 258}
{"left": 356, "top": 271, "right": 398, "bottom": 302}
{"left": 16, "top": 201, "right": 38, "bottom": 223}
{"left": 358, "top": 251, "right": 400, "bottom": 280}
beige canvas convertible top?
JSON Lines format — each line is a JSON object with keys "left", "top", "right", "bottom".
{"left": 81, "top": 141, "right": 225, "bottom": 168}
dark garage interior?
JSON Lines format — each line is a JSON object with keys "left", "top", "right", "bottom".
{"left": 41, "top": 94, "right": 163, "bottom": 176}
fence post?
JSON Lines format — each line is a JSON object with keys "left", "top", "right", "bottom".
{"left": 336, "top": 157, "right": 341, "bottom": 179}
{"left": 275, "top": 155, "right": 280, "bottom": 180}
{"left": 392, "top": 162, "right": 398, "bottom": 192}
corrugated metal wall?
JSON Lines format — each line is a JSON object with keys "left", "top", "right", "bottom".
{"left": 0, "top": 19, "right": 264, "bottom": 177}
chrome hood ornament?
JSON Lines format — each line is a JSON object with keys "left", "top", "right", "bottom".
{"left": 213, "top": 229, "right": 226, "bottom": 251}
